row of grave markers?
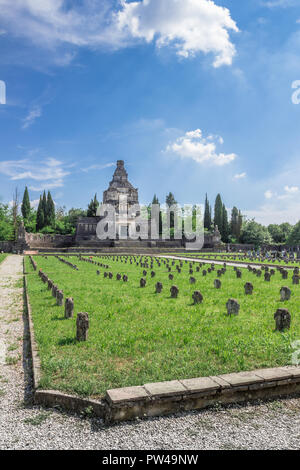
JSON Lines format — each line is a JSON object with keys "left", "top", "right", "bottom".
{"left": 36, "top": 267, "right": 89, "bottom": 341}
{"left": 30, "top": 254, "right": 296, "bottom": 338}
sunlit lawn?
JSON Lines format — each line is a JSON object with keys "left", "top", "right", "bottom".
{"left": 25, "top": 254, "right": 300, "bottom": 398}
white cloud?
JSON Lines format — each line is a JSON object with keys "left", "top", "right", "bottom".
{"left": 81, "top": 162, "right": 115, "bottom": 173}
{"left": 245, "top": 203, "right": 300, "bottom": 225}
{"left": 30, "top": 199, "right": 41, "bottom": 209}
{"left": 115, "top": 0, "right": 239, "bottom": 67}
{"left": 0, "top": 0, "right": 239, "bottom": 68}
{"left": 0, "top": 158, "right": 69, "bottom": 191}
{"left": 245, "top": 175, "right": 300, "bottom": 224}
{"left": 165, "top": 128, "right": 237, "bottom": 166}
{"left": 22, "top": 105, "right": 42, "bottom": 129}
{"left": 234, "top": 172, "right": 246, "bottom": 179}
{"left": 262, "top": 0, "right": 298, "bottom": 7}
{"left": 264, "top": 185, "right": 299, "bottom": 201}
{"left": 264, "top": 190, "right": 273, "bottom": 199}
{"left": 284, "top": 185, "right": 299, "bottom": 194}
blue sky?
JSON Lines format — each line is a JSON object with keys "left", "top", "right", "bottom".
{"left": 0, "top": 0, "right": 300, "bottom": 224}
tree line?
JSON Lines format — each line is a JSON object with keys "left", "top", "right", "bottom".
{"left": 0, "top": 186, "right": 300, "bottom": 246}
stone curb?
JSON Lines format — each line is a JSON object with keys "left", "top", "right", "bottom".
{"left": 105, "top": 367, "right": 300, "bottom": 423}
{"left": 23, "top": 257, "right": 300, "bottom": 424}
{"left": 23, "top": 259, "right": 41, "bottom": 390}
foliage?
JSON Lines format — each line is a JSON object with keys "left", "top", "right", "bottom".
{"left": 268, "top": 223, "right": 293, "bottom": 244}
{"left": 87, "top": 194, "right": 99, "bottom": 217}
{"left": 36, "top": 196, "right": 45, "bottom": 232}
{"left": 21, "top": 186, "right": 31, "bottom": 220}
{"left": 287, "top": 221, "right": 300, "bottom": 245}
{"left": 214, "top": 193, "right": 223, "bottom": 232}
{"left": 240, "top": 220, "right": 273, "bottom": 247}
{"left": 45, "top": 192, "right": 55, "bottom": 227}
{"left": 204, "top": 193, "right": 211, "bottom": 230}
{"left": 0, "top": 203, "right": 14, "bottom": 241}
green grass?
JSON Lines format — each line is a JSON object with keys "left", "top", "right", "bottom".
{"left": 0, "top": 254, "right": 8, "bottom": 265}
{"left": 24, "top": 412, "right": 51, "bottom": 426}
{"left": 171, "top": 252, "right": 300, "bottom": 268}
{"left": 25, "top": 254, "right": 300, "bottom": 398}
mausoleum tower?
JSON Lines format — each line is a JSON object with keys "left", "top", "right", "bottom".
{"left": 103, "top": 160, "right": 139, "bottom": 209}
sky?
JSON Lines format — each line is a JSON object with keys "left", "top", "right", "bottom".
{"left": 0, "top": 0, "right": 300, "bottom": 225}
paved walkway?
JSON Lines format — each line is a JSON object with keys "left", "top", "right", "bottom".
{"left": 1, "top": 255, "right": 300, "bottom": 450}
{"left": 159, "top": 255, "right": 290, "bottom": 270}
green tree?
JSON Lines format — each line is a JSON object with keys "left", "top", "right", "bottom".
{"left": 21, "top": 187, "right": 31, "bottom": 221}
{"left": 36, "top": 196, "right": 44, "bottom": 232}
{"left": 67, "top": 208, "right": 86, "bottom": 230}
{"left": 151, "top": 195, "right": 162, "bottom": 237}
{"left": 240, "top": 220, "right": 272, "bottom": 247}
{"left": 268, "top": 223, "right": 293, "bottom": 244}
{"left": 165, "top": 193, "right": 178, "bottom": 239}
{"left": 287, "top": 221, "right": 300, "bottom": 245}
{"left": 42, "top": 191, "right": 47, "bottom": 219}
{"left": 204, "top": 193, "right": 211, "bottom": 230}
{"left": 231, "top": 206, "right": 239, "bottom": 239}
{"left": 0, "top": 203, "right": 14, "bottom": 241}
{"left": 24, "top": 207, "right": 37, "bottom": 233}
{"left": 230, "top": 207, "right": 243, "bottom": 242}
{"left": 87, "top": 194, "right": 99, "bottom": 217}
{"left": 166, "top": 192, "right": 177, "bottom": 207}
{"left": 214, "top": 194, "right": 223, "bottom": 232}
{"left": 221, "top": 204, "right": 229, "bottom": 242}
{"left": 45, "top": 191, "right": 55, "bottom": 227}
{"left": 152, "top": 194, "right": 159, "bottom": 205}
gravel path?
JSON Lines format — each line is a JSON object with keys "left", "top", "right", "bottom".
{"left": 0, "top": 255, "right": 300, "bottom": 450}
{"left": 159, "top": 255, "right": 290, "bottom": 270}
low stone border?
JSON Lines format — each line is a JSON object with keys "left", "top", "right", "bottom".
{"left": 23, "top": 257, "right": 300, "bottom": 424}
{"left": 105, "top": 367, "right": 300, "bottom": 423}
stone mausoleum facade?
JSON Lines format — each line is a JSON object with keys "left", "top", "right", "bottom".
{"left": 75, "top": 160, "right": 146, "bottom": 244}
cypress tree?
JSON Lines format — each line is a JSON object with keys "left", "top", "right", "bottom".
{"left": 42, "top": 191, "right": 47, "bottom": 222}
{"left": 151, "top": 194, "right": 162, "bottom": 236}
{"left": 36, "top": 196, "right": 44, "bottom": 232}
{"left": 152, "top": 194, "right": 159, "bottom": 205}
{"left": 204, "top": 193, "right": 211, "bottom": 230}
{"left": 87, "top": 194, "right": 99, "bottom": 217}
{"left": 166, "top": 192, "right": 177, "bottom": 207}
{"left": 21, "top": 186, "right": 30, "bottom": 220}
{"left": 237, "top": 210, "right": 243, "bottom": 240}
{"left": 165, "top": 193, "right": 177, "bottom": 239}
{"left": 222, "top": 204, "right": 229, "bottom": 242}
{"left": 45, "top": 191, "right": 55, "bottom": 227}
{"left": 231, "top": 206, "right": 239, "bottom": 239}
{"left": 214, "top": 194, "right": 223, "bottom": 232}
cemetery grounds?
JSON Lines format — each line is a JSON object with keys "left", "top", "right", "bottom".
{"left": 173, "top": 252, "right": 300, "bottom": 267}
{"left": 25, "top": 254, "right": 300, "bottom": 399}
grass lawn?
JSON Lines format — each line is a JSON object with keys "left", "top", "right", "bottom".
{"left": 0, "top": 253, "right": 8, "bottom": 265}
{"left": 25, "top": 254, "right": 300, "bottom": 398}
{"left": 172, "top": 253, "right": 300, "bottom": 267}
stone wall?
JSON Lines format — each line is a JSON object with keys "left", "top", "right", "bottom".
{"left": 0, "top": 241, "right": 15, "bottom": 252}
{"left": 25, "top": 233, "right": 74, "bottom": 248}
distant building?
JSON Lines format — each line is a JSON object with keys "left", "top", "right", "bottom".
{"left": 9, "top": 160, "right": 223, "bottom": 252}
